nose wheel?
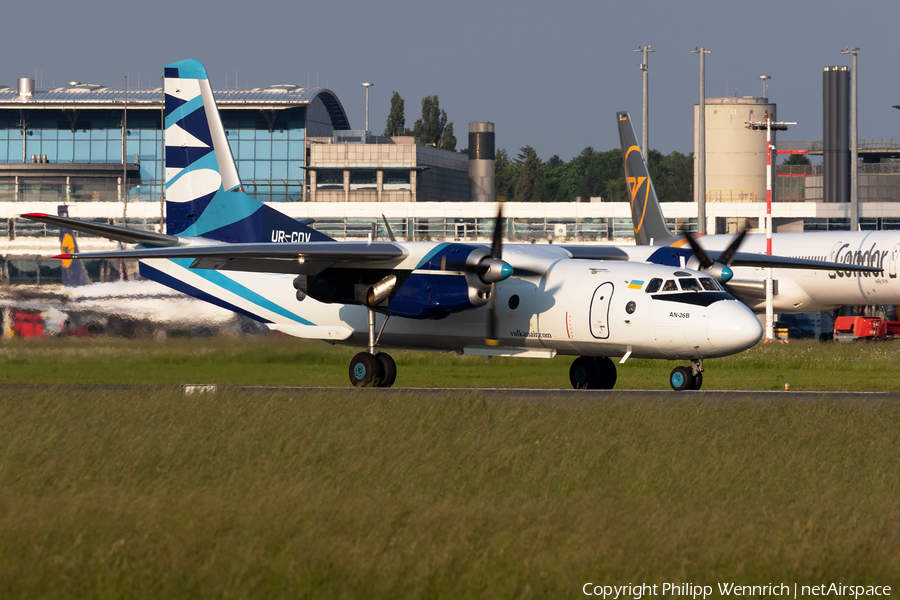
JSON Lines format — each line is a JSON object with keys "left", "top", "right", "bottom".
{"left": 349, "top": 308, "right": 396, "bottom": 388}
{"left": 569, "top": 356, "right": 617, "bottom": 389}
{"left": 669, "top": 359, "right": 704, "bottom": 391}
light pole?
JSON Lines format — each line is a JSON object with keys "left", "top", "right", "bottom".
{"left": 635, "top": 45, "right": 654, "bottom": 161}
{"left": 692, "top": 47, "right": 711, "bottom": 234}
{"left": 361, "top": 82, "right": 374, "bottom": 133}
{"left": 759, "top": 75, "right": 770, "bottom": 99}
{"left": 841, "top": 47, "right": 859, "bottom": 231}
{"left": 746, "top": 112, "right": 795, "bottom": 340}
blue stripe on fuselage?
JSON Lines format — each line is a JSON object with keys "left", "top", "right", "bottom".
{"left": 159, "top": 259, "right": 315, "bottom": 326}
{"left": 139, "top": 262, "right": 272, "bottom": 323}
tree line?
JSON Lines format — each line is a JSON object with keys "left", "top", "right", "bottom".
{"left": 384, "top": 92, "right": 457, "bottom": 151}
{"left": 383, "top": 92, "right": 693, "bottom": 202}
{"left": 497, "top": 146, "right": 694, "bottom": 203}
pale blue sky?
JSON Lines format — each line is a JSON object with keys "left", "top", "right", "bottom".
{"left": 5, "top": 0, "right": 899, "bottom": 161}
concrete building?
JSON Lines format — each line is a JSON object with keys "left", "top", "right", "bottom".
{"left": 307, "top": 132, "right": 469, "bottom": 203}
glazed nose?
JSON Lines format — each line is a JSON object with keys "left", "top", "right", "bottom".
{"left": 707, "top": 299, "right": 763, "bottom": 353}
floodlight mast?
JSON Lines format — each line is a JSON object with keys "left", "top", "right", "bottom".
{"left": 692, "top": 47, "right": 711, "bottom": 234}
{"left": 745, "top": 111, "right": 797, "bottom": 341}
{"left": 361, "top": 82, "right": 374, "bottom": 133}
{"left": 635, "top": 45, "right": 655, "bottom": 162}
{"left": 759, "top": 75, "right": 770, "bottom": 99}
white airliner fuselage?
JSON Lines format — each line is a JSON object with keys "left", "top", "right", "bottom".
{"left": 625, "top": 231, "right": 899, "bottom": 313}
{"left": 143, "top": 242, "right": 762, "bottom": 361}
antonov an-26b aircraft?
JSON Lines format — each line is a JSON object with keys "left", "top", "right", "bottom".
{"left": 21, "top": 60, "right": 877, "bottom": 391}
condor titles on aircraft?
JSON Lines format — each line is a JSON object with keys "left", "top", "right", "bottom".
{"left": 616, "top": 112, "right": 885, "bottom": 314}
{"left": 21, "top": 60, "right": 778, "bottom": 391}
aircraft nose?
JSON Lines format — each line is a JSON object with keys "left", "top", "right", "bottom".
{"left": 707, "top": 299, "right": 763, "bottom": 354}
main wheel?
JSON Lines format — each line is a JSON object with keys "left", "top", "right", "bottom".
{"left": 570, "top": 356, "right": 601, "bottom": 389}
{"left": 669, "top": 366, "right": 694, "bottom": 391}
{"left": 376, "top": 352, "right": 397, "bottom": 388}
{"left": 691, "top": 372, "right": 703, "bottom": 390}
{"left": 596, "top": 357, "right": 618, "bottom": 390}
{"left": 349, "top": 352, "right": 384, "bottom": 387}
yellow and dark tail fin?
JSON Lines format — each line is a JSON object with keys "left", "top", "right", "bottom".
{"left": 58, "top": 205, "right": 91, "bottom": 287}
{"left": 616, "top": 112, "right": 675, "bottom": 245}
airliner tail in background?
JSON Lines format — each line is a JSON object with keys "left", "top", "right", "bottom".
{"left": 616, "top": 112, "right": 675, "bottom": 245}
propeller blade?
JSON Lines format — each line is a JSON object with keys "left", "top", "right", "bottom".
{"left": 490, "top": 204, "right": 504, "bottom": 260}
{"left": 683, "top": 232, "right": 715, "bottom": 269}
{"left": 485, "top": 283, "right": 499, "bottom": 346}
{"left": 718, "top": 229, "right": 747, "bottom": 265}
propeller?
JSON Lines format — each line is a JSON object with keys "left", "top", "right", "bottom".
{"left": 481, "top": 205, "right": 510, "bottom": 346}
{"left": 682, "top": 229, "right": 747, "bottom": 283}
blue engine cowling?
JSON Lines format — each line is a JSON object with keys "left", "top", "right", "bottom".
{"left": 385, "top": 243, "right": 494, "bottom": 319}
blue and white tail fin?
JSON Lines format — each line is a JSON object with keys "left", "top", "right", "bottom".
{"left": 58, "top": 205, "right": 92, "bottom": 287}
{"left": 164, "top": 59, "right": 332, "bottom": 243}
{"left": 616, "top": 112, "right": 676, "bottom": 245}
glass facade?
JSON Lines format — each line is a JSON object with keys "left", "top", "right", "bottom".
{"left": 0, "top": 104, "right": 308, "bottom": 204}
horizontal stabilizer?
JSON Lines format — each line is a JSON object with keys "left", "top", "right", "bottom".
{"left": 22, "top": 213, "right": 179, "bottom": 247}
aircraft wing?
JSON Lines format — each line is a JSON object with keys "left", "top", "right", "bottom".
{"left": 722, "top": 251, "right": 882, "bottom": 273}
{"left": 54, "top": 241, "right": 409, "bottom": 275}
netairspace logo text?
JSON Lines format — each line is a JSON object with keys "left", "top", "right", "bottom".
{"left": 582, "top": 582, "right": 893, "bottom": 599}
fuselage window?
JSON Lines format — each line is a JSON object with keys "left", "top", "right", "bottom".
{"left": 645, "top": 278, "right": 663, "bottom": 293}
{"left": 679, "top": 278, "right": 702, "bottom": 292}
{"left": 699, "top": 277, "right": 720, "bottom": 291}
{"left": 662, "top": 279, "right": 678, "bottom": 292}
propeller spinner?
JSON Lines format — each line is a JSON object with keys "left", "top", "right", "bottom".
{"left": 682, "top": 229, "right": 746, "bottom": 284}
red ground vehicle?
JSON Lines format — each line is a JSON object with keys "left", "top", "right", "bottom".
{"left": 833, "top": 316, "right": 900, "bottom": 342}
{"left": 12, "top": 311, "right": 45, "bottom": 338}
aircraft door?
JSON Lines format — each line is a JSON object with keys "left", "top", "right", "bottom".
{"left": 889, "top": 244, "right": 900, "bottom": 279}
{"left": 589, "top": 282, "right": 614, "bottom": 339}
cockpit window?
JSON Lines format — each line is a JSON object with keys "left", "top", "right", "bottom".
{"left": 662, "top": 280, "right": 678, "bottom": 292}
{"left": 699, "top": 277, "right": 720, "bottom": 291}
{"left": 679, "top": 278, "right": 702, "bottom": 292}
{"left": 645, "top": 278, "right": 662, "bottom": 293}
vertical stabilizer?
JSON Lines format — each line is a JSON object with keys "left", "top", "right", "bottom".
{"left": 616, "top": 112, "right": 674, "bottom": 245}
{"left": 163, "top": 59, "right": 332, "bottom": 243}
{"left": 58, "top": 205, "right": 92, "bottom": 287}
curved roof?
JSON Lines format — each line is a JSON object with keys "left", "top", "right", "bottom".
{"left": 0, "top": 86, "right": 351, "bottom": 130}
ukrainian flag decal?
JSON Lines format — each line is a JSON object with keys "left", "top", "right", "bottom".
{"left": 628, "top": 280, "right": 644, "bottom": 290}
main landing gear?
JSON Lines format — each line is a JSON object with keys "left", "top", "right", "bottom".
{"left": 669, "top": 359, "right": 703, "bottom": 391}
{"left": 349, "top": 308, "right": 396, "bottom": 388}
{"left": 569, "top": 356, "right": 618, "bottom": 390}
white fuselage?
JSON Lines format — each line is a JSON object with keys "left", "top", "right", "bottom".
{"left": 141, "top": 243, "right": 763, "bottom": 360}
{"left": 626, "top": 231, "right": 900, "bottom": 313}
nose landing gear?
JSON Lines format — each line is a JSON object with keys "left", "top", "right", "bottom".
{"left": 669, "top": 359, "right": 704, "bottom": 391}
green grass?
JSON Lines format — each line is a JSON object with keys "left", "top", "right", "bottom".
{"left": 2, "top": 335, "right": 900, "bottom": 391}
{"left": 2, "top": 338, "right": 900, "bottom": 597}
{"left": 1, "top": 389, "right": 899, "bottom": 598}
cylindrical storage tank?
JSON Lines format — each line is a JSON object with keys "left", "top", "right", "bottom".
{"left": 823, "top": 66, "right": 850, "bottom": 204}
{"left": 837, "top": 66, "right": 850, "bottom": 204}
{"left": 468, "top": 122, "right": 495, "bottom": 202}
{"left": 17, "top": 78, "right": 35, "bottom": 96}
{"left": 823, "top": 67, "right": 834, "bottom": 203}
{"left": 693, "top": 97, "right": 774, "bottom": 205}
